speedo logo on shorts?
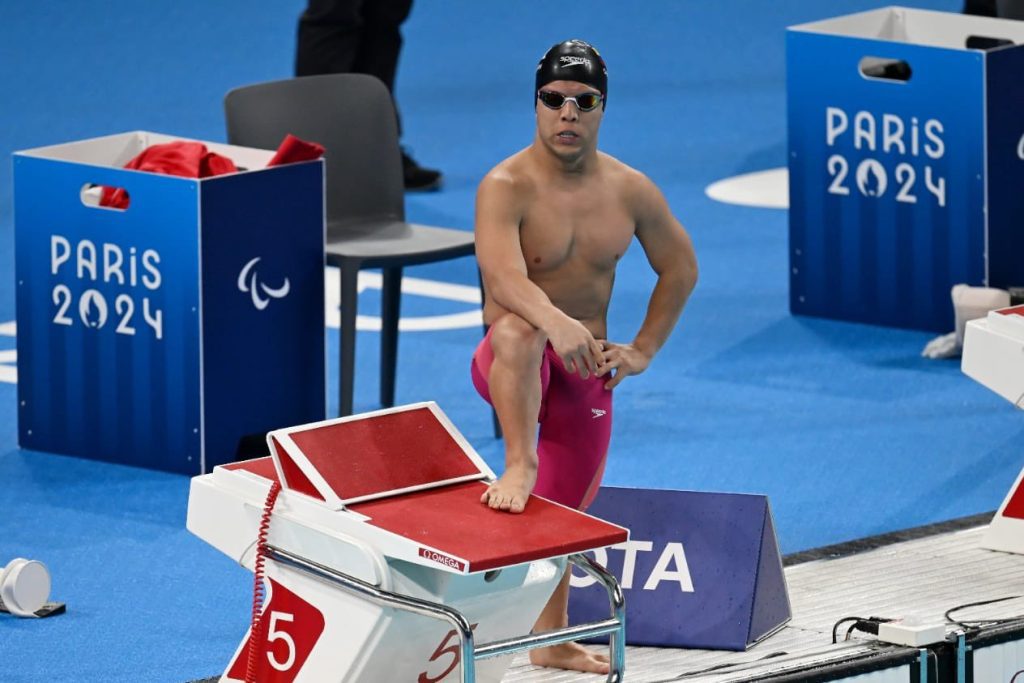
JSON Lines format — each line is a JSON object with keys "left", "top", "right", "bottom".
{"left": 560, "top": 56, "right": 591, "bottom": 68}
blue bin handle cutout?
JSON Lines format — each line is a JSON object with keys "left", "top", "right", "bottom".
{"left": 859, "top": 56, "right": 912, "bottom": 83}
{"left": 965, "top": 35, "right": 1015, "bottom": 51}
{"left": 79, "top": 183, "right": 130, "bottom": 211}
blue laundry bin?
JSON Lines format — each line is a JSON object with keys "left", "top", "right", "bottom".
{"left": 788, "top": 7, "right": 1024, "bottom": 331}
{"left": 14, "top": 131, "right": 326, "bottom": 474}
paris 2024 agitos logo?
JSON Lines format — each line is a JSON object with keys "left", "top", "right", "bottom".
{"left": 824, "top": 106, "right": 946, "bottom": 208}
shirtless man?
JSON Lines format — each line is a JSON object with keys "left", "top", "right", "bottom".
{"left": 471, "top": 39, "right": 698, "bottom": 674}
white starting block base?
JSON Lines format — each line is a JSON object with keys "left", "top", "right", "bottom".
{"left": 962, "top": 305, "right": 1024, "bottom": 408}
{"left": 962, "top": 306, "right": 1024, "bottom": 555}
{"left": 187, "top": 403, "right": 628, "bottom": 682}
{"left": 981, "top": 466, "right": 1024, "bottom": 556}
{"left": 192, "top": 466, "right": 568, "bottom": 682}
{"left": 222, "top": 555, "right": 561, "bottom": 682}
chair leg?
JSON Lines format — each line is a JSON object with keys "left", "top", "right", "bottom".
{"left": 339, "top": 266, "right": 360, "bottom": 417}
{"left": 478, "top": 267, "right": 503, "bottom": 440}
{"left": 380, "top": 266, "right": 402, "bottom": 407}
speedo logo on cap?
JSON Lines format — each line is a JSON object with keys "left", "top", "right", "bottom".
{"left": 419, "top": 547, "right": 466, "bottom": 571}
{"left": 559, "top": 56, "right": 592, "bottom": 68}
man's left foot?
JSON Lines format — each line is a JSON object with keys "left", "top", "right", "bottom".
{"left": 402, "top": 151, "right": 443, "bottom": 191}
{"left": 529, "top": 642, "right": 610, "bottom": 674}
{"left": 480, "top": 462, "right": 537, "bottom": 513}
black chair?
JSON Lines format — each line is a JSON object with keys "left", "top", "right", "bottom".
{"left": 225, "top": 74, "right": 479, "bottom": 417}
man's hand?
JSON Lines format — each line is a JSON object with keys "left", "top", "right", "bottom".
{"left": 546, "top": 316, "right": 605, "bottom": 379}
{"left": 596, "top": 342, "right": 651, "bottom": 389}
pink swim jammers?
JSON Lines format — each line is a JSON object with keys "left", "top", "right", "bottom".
{"left": 471, "top": 326, "right": 613, "bottom": 510}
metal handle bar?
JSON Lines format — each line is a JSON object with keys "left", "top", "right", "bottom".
{"left": 265, "top": 545, "right": 625, "bottom": 682}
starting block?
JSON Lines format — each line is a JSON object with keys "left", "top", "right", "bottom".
{"left": 187, "top": 402, "right": 629, "bottom": 682}
{"left": 962, "top": 305, "right": 1024, "bottom": 554}
{"left": 962, "top": 304, "right": 1024, "bottom": 409}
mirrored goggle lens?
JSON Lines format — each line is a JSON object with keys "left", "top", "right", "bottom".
{"left": 574, "top": 93, "right": 602, "bottom": 111}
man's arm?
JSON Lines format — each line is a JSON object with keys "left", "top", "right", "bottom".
{"left": 598, "top": 172, "right": 698, "bottom": 389}
{"left": 475, "top": 171, "right": 604, "bottom": 376}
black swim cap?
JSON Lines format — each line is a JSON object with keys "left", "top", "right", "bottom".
{"left": 535, "top": 39, "right": 607, "bottom": 110}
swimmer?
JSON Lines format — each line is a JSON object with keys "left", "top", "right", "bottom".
{"left": 471, "top": 39, "right": 698, "bottom": 674}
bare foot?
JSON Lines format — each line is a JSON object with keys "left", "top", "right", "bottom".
{"left": 530, "top": 642, "right": 611, "bottom": 674}
{"left": 480, "top": 464, "right": 537, "bottom": 513}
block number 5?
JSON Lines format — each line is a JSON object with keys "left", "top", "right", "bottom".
{"left": 266, "top": 611, "right": 296, "bottom": 672}
{"left": 417, "top": 623, "right": 478, "bottom": 683}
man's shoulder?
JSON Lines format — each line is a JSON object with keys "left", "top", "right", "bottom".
{"left": 479, "top": 149, "right": 535, "bottom": 196}
{"left": 597, "top": 152, "right": 648, "bottom": 184}
{"left": 597, "top": 152, "right": 658, "bottom": 200}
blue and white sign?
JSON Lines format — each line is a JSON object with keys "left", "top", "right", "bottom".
{"left": 569, "top": 487, "right": 791, "bottom": 651}
{"left": 787, "top": 8, "right": 1024, "bottom": 331}
{"left": 14, "top": 132, "right": 326, "bottom": 474}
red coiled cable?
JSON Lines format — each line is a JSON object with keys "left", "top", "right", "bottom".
{"left": 246, "top": 480, "right": 282, "bottom": 683}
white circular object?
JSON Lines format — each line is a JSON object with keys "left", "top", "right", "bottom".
{"left": 1, "top": 558, "right": 51, "bottom": 617}
{"left": 705, "top": 167, "right": 789, "bottom": 209}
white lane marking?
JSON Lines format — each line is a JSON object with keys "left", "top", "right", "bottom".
{"left": 326, "top": 269, "right": 483, "bottom": 332}
{"left": 0, "top": 324, "right": 15, "bottom": 384}
{"left": 705, "top": 167, "right": 789, "bottom": 209}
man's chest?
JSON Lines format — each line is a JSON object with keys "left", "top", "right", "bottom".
{"left": 519, "top": 196, "right": 634, "bottom": 271}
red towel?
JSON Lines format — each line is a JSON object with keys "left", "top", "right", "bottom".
{"left": 100, "top": 141, "right": 238, "bottom": 208}
{"left": 267, "top": 134, "right": 325, "bottom": 166}
{"left": 99, "top": 136, "right": 324, "bottom": 209}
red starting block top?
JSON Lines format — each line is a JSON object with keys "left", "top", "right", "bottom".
{"left": 233, "top": 403, "right": 630, "bottom": 570}
{"left": 222, "top": 457, "right": 277, "bottom": 479}
{"left": 222, "top": 457, "right": 628, "bottom": 572}
{"left": 267, "top": 403, "right": 492, "bottom": 509}
{"left": 350, "top": 481, "right": 628, "bottom": 572}
{"left": 997, "top": 305, "right": 1024, "bottom": 318}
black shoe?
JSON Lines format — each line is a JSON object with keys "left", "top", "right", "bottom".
{"left": 402, "top": 151, "right": 443, "bottom": 191}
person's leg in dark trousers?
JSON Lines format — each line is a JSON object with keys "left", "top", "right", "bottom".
{"left": 352, "top": 0, "right": 411, "bottom": 98}
{"left": 295, "top": 0, "right": 362, "bottom": 76}
{"left": 353, "top": 0, "right": 410, "bottom": 139}
{"left": 356, "top": 0, "right": 440, "bottom": 189}
{"left": 963, "top": 0, "right": 997, "bottom": 16}
{"left": 295, "top": 0, "right": 442, "bottom": 190}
